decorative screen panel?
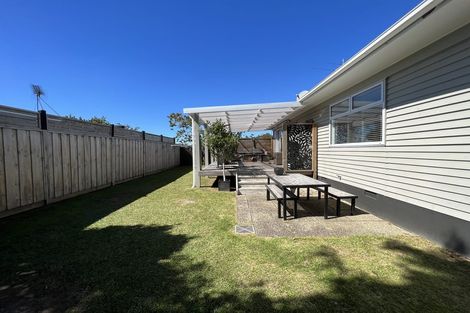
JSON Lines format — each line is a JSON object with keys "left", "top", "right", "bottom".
{"left": 287, "top": 124, "right": 312, "bottom": 170}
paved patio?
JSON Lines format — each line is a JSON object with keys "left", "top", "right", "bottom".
{"left": 236, "top": 188, "right": 409, "bottom": 237}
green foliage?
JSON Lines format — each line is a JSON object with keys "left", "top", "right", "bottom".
{"left": 205, "top": 119, "right": 240, "bottom": 165}
{"left": 257, "top": 133, "right": 273, "bottom": 139}
{"left": 88, "top": 116, "right": 111, "bottom": 125}
{"left": 168, "top": 113, "right": 192, "bottom": 145}
{"left": 241, "top": 132, "right": 273, "bottom": 139}
{"left": 65, "top": 114, "right": 139, "bottom": 130}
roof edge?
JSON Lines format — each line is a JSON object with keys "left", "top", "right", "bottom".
{"left": 297, "top": 0, "right": 443, "bottom": 103}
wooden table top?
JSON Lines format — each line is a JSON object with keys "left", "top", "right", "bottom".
{"left": 267, "top": 173, "right": 330, "bottom": 188}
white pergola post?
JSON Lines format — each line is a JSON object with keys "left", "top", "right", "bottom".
{"left": 191, "top": 114, "right": 201, "bottom": 188}
{"left": 204, "top": 126, "right": 210, "bottom": 168}
{"left": 273, "top": 130, "right": 282, "bottom": 165}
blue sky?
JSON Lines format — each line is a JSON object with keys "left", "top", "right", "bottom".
{"left": 0, "top": 0, "right": 420, "bottom": 136}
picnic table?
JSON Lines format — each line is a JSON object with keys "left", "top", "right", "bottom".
{"left": 267, "top": 173, "right": 331, "bottom": 219}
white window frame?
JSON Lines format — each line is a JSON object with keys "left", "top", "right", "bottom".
{"left": 329, "top": 81, "right": 386, "bottom": 147}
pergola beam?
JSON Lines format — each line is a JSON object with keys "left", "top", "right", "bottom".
{"left": 184, "top": 101, "right": 299, "bottom": 114}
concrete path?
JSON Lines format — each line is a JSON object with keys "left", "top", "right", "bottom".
{"left": 236, "top": 189, "right": 409, "bottom": 237}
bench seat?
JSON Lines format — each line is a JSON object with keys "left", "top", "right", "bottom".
{"left": 266, "top": 184, "right": 298, "bottom": 219}
{"left": 317, "top": 186, "right": 357, "bottom": 216}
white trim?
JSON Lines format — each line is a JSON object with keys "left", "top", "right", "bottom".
{"left": 329, "top": 82, "right": 386, "bottom": 147}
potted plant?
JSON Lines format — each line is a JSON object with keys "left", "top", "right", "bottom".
{"left": 205, "top": 119, "right": 240, "bottom": 191}
{"left": 274, "top": 167, "right": 284, "bottom": 175}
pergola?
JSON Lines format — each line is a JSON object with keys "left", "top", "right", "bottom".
{"left": 183, "top": 101, "right": 301, "bottom": 187}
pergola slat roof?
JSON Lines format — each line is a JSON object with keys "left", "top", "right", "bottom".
{"left": 183, "top": 101, "right": 301, "bottom": 132}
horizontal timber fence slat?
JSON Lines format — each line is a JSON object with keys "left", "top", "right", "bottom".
{"left": 0, "top": 105, "right": 180, "bottom": 218}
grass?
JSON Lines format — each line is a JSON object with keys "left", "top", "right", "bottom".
{"left": 1, "top": 166, "right": 469, "bottom": 312}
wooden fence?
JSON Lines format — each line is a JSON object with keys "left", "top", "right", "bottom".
{"left": 0, "top": 105, "right": 180, "bottom": 218}
{"left": 237, "top": 138, "right": 273, "bottom": 159}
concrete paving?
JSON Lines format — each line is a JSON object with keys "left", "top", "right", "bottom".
{"left": 236, "top": 189, "right": 410, "bottom": 237}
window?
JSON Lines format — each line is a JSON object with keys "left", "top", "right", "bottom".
{"left": 331, "top": 99, "right": 349, "bottom": 116}
{"left": 352, "top": 84, "right": 381, "bottom": 109}
{"left": 330, "top": 83, "right": 384, "bottom": 145}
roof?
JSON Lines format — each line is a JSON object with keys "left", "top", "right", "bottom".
{"left": 183, "top": 101, "right": 301, "bottom": 132}
{"left": 272, "top": 0, "right": 470, "bottom": 128}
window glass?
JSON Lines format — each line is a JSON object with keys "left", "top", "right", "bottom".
{"left": 332, "top": 105, "right": 382, "bottom": 144}
{"left": 331, "top": 99, "right": 349, "bottom": 116}
{"left": 352, "top": 85, "right": 382, "bottom": 109}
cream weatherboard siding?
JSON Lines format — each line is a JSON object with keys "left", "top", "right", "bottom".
{"left": 288, "top": 22, "right": 470, "bottom": 222}
{"left": 315, "top": 89, "right": 470, "bottom": 222}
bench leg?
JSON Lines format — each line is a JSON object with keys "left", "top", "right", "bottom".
{"left": 336, "top": 198, "right": 341, "bottom": 217}
{"left": 296, "top": 188, "right": 300, "bottom": 198}
{"left": 307, "top": 187, "right": 310, "bottom": 200}
{"left": 351, "top": 198, "right": 355, "bottom": 216}
{"left": 283, "top": 187, "right": 287, "bottom": 220}
{"left": 324, "top": 186, "right": 329, "bottom": 219}
{"left": 294, "top": 200, "right": 298, "bottom": 218}
{"left": 266, "top": 189, "right": 270, "bottom": 200}
{"left": 318, "top": 190, "right": 321, "bottom": 200}
{"left": 278, "top": 200, "right": 282, "bottom": 218}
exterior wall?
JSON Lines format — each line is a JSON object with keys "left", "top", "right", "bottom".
{"left": 318, "top": 176, "right": 470, "bottom": 255}
{"left": 290, "top": 23, "right": 470, "bottom": 253}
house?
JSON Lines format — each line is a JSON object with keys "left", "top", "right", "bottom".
{"left": 184, "top": 0, "right": 470, "bottom": 254}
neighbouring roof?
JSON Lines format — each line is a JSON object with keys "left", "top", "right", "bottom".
{"left": 183, "top": 101, "right": 301, "bottom": 132}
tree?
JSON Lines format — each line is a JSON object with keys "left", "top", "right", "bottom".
{"left": 257, "top": 133, "right": 273, "bottom": 140}
{"left": 65, "top": 114, "right": 110, "bottom": 125}
{"left": 89, "top": 116, "right": 111, "bottom": 125}
{"left": 168, "top": 113, "right": 192, "bottom": 145}
{"left": 205, "top": 119, "right": 240, "bottom": 181}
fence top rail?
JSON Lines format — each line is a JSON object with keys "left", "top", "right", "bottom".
{"left": 0, "top": 105, "right": 176, "bottom": 142}
{"left": 0, "top": 104, "right": 38, "bottom": 118}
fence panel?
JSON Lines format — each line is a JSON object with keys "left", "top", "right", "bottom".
{"left": 0, "top": 105, "right": 180, "bottom": 217}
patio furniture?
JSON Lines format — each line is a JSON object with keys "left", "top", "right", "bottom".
{"left": 266, "top": 184, "right": 298, "bottom": 218}
{"left": 267, "top": 173, "right": 331, "bottom": 220}
{"left": 317, "top": 187, "right": 358, "bottom": 216}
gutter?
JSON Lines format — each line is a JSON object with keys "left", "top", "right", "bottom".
{"left": 297, "top": 0, "right": 443, "bottom": 104}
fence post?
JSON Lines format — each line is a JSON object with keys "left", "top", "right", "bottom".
{"left": 110, "top": 124, "right": 115, "bottom": 186}
{"left": 38, "top": 110, "right": 47, "bottom": 130}
{"left": 142, "top": 131, "right": 146, "bottom": 177}
{"left": 37, "top": 110, "right": 50, "bottom": 204}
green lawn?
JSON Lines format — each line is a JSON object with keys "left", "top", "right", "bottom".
{"left": 1, "top": 167, "right": 469, "bottom": 312}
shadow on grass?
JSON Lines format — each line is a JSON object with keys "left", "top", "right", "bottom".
{"left": 0, "top": 167, "right": 194, "bottom": 312}
{"left": 190, "top": 240, "right": 470, "bottom": 312}
{"left": 1, "top": 166, "right": 470, "bottom": 312}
